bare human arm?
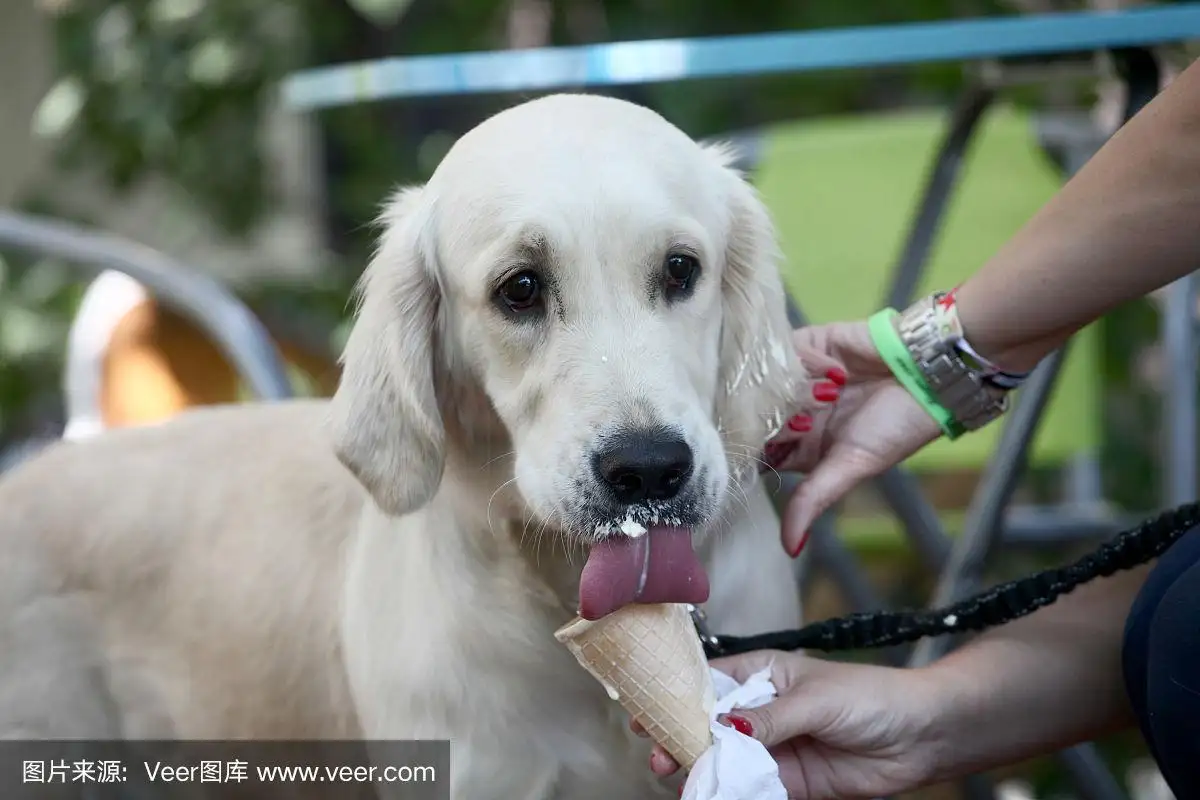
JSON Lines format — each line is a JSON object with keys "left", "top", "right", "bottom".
{"left": 917, "top": 563, "right": 1149, "bottom": 784}
{"left": 955, "top": 56, "right": 1200, "bottom": 372}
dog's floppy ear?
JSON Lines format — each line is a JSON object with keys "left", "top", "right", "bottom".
{"left": 705, "top": 143, "right": 806, "bottom": 484}
{"left": 327, "top": 185, "right": 445, "bottom": 517}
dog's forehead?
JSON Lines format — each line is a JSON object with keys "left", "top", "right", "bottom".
{"left": 427, "top": 95, "right": 730, "bottom": 250}
{"left": 440, "top": 93, "right": 704, "bottom": 170}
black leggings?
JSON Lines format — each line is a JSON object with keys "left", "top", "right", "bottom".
{"left": 1122, "top": 523, "right": 1200, "bottom": 798}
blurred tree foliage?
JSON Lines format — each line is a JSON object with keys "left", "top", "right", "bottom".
{"left": 34, "top": 0, "right": 1024, "bottom": 260}
{"left": 43, "top": 0, "right": 299, "bottom": 237}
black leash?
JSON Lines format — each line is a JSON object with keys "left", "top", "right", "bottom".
{"left": 692, "top": 502, "right": 1200, "bottom": 660}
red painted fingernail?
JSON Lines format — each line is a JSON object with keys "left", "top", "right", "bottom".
{"left": 790, "top": 529, "right": 811, "bottom": 558}
{"left": 813, "top": 381, "right": 840, "bottom": 402}
{"left": 726, "top": 715, "right": 754, "bottom": 736}
{"left": 825, "top": 366, "right": 847, "bottom": 386}
{"left": 786, "top": 414, "right": 813, "bottom": 432}
{"left": 678, "top": 786, "right": 684, "bottom": 797}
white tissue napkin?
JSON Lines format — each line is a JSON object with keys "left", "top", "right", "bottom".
{"left": 680, "top": 666, "right": 787, "bottom": 800}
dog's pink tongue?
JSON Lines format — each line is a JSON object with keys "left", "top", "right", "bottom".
{"left": 578, "top": 526, "right": 709, "bottom": 620}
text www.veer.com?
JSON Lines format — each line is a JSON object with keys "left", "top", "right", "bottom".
{"left": 255, "top": 764, "right": 437, "bottom": 783}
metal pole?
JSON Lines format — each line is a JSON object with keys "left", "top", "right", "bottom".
{"left": 885, "top": 84, "right": 997, "bottom": 310}
{"left": 0, "top": 211, "right": 294, "bottom": 402}
{"left": 909, "top": 347, "right": 1069, "bottom": 666}
{"left": 873, "top": 469, "right": 953, "bottom": 571}
{"left": 1162, "top": 273, "right": 1198, "bottom": 507}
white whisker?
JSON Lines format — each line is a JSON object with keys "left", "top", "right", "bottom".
{"left": 486, "top": 476, "right": 520, "bottom": 539}
{"left": 479, "top": 450, "right": 517, "bottom": 470}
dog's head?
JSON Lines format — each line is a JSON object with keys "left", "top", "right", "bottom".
{"left": 328, "top": 94, "right": 803, "bottom": 617}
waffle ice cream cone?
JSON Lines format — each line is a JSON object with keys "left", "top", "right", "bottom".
{"left": 555, "top": 602, "right": 715, "bottom": 770}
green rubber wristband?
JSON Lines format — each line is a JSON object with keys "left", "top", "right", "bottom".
{"left": 867, "top": 308, "right": 965, "bottom": 440}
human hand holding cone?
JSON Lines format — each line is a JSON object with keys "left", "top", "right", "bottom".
{"left": 554, "top": 602, "right": 715, "bottom": 770}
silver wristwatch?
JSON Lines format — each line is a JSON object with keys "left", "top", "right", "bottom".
{"left": 894, "top": 293, "right": 1011, "bottom": 432}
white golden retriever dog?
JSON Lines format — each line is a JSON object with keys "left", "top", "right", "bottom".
{"left": 0, "top": 93, "right": 812, "bottom": 798}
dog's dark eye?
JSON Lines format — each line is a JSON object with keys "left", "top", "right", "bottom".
{"left": 496, "top": 270, "right": 544, "bottom": 316}
{"left": 663, "top": 254, "right": 700, "bottom": 300}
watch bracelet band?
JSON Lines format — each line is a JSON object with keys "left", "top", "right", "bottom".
{"left": 954, "top": 337, "right": 1030, "bottom": 390}
{"left": 893, "top": 293, "right": 1012, "bottom": 433}
{"left": 930, "top": 285, "right": 1033, "bottom": 391}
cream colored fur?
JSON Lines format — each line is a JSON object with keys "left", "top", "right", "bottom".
{"left": 0, "top": 93, "right": 813, "bottom": 799}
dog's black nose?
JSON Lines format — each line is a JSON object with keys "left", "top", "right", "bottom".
{"left": 593, "top": 430, "right": 694, "bottom": 505}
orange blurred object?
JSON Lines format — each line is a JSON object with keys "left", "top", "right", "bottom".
{"left": 62, "top": 271, "right": 340, "bottom": 439}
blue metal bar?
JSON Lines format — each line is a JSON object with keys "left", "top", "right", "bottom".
{"left": 282, "top": 4, "right": 1200, "bottom": 109}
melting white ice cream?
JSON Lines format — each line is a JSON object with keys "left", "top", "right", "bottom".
{"left": 619, "top": 517, "right": 647, "bottom": 537}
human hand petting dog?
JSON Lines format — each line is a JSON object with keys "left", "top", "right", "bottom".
{"left": 633, "top": 649, "right": 945, "bottom": 799}
{"left": 760, "top": 321, "right": 943, "bottom": 557}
